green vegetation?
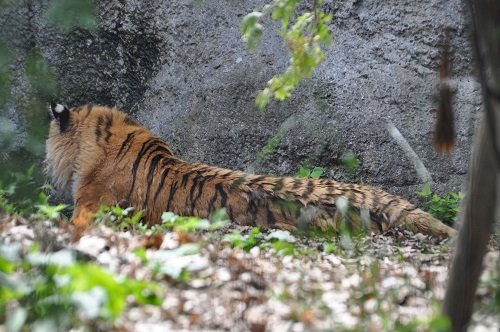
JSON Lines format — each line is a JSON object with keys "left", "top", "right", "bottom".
{"left": 343, "top": 151, "right": 360, "bottom": 180}
{"left": 242, "top": 0, "right": 333, "bottom": 110}
{"left": 0, "top": 244, "right": 161, "bottom": 331}
{"left": 46, "top": 0, "right": 97, "bottom": 32}
{"left": 149, "top": 243, "right": 201, "bottom": 283}
{"left": 94, "top": 205, "right": 230, "bottom": 235}
{"left": 225, "top": 227, "right": 263, "bottom": 252}
{"left": 395, "top": 312, "right": 451, "bottom": 332}
{"left": 35, "top": 190, "right": 67, "bottom": 221}
{"left": 0, "top": 0, "right": 98, "bottom": 210}
{"left": 162, "top": 208, "right": 230, "bottom": 233}
{"left": 95, "top": 205, "right": 146, "bottom": 233}
{"left": 224, "top": 227, "right": 318, "bottom": 256}
{"left": 417, "top": 185, "right": 463, "bottom": 225}
{"left": 296, "top": 165, "right": 325, "bottom": 179}
{"left": 0, "top": 167, "right": 68, "bottom": 220}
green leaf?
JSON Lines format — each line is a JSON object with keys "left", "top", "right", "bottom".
{"left": 256, "top": 88, "right": 271, "bottom": 110}
{"left": 418, "top": 184, "right": 432, "bottom": 198}
{"left": 242, "top": 12, "right": 264, "bottom": 49}
{"left": 210, "top": 208, "right": 230, "bottom": 230}
{"left": 272, "top": 241, "right": 295, "bottom": 255}
{"left": 323, "top": 242, "right": 336, "bottom": 254}
{"left": 133, "top": 248, "right": 148, "bottom": 264}
{"left": 343, "top": 152, "right": 360, "bottom": 176}
{"left": 36, "top": 203, "right": 67, "bottom": 221}
{"left": 0, "top": 256, "right": 15, "bottom": 273}
{"left": 297, "top": 166, "right": 311, "bottom": 178}
{"left": 310, "top": 167, "right": 325, "bottom": 179}
{"left": 242, "top": 0, "right": 333, "bottom": 108}
{"left": 427, "top": 314, "right": 451, "bottom": 332}
{"left": 62, "top": 264, "right": 127, "bottom": 318}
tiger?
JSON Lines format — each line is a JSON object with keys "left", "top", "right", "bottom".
{"left": 45, "top": 103, "right": 457, "bottom": 239}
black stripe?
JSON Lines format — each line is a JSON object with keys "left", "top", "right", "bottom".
{"left": 326, "top": 182, "right": 334, "bottom": 195}
{"left": 95, "top": 116, "right": 103, "bottom": 141}
{"left": 83, "top": 103, "right": 93, "bottom": 120}
{"left": 189, "top": 174, "right": 201, "bottom": 202}
{"left": 143, "top": 154, "right": 165, "bottom": 208}
{"left": 218, "top": 170, "right": 233, "bottom": 179}
{"left": 303, "top": 180, "right": 315, "bottom": 198}
{"left": 227, "top": 205, "right": 234, "bottom": 221}
{"left": 251, "top": 176, "right": 266, "bottom": 185}
{"left": 273, "top": 178, "right": 284, "bottom": 191}
{"left": 356, "top": 190, "right": 367, "bottom": 208}
{"left": 165, "top": 180, "right": 179, "bottom": 212}
{"left": 153, "top": 159, "right": 177, "bottom": 202}
{"left": 379, "top": 198, "right": 398, "bottom": 217}
{"left": 191, "top": 176, "right": 209, "bottom": 209}
{"left": 126, "top": 138, "right": 160, "bottom": 200}
{"left": 371, "top": 190, "right": 379, "bottom": 213}
{"left": 370, "top": 191, "right": 384, "bottom": 230}
{"left": 207, "top": 186, "right": 219, "bottom": 214}
{"left": 292, "top": 179, "right": 302, "bottom": 190}
{"left": 188, "top": 173, "right": 202, "bottom": 215}
{"left": 267, "top": 208, "right": 276, "bottom": 226}
{"left": 216, "top": 183, "right": 227, "bottom": 208}
{"left": 116, "top": 131, "right": 137, "bottom": 160}
{"left": 278, "top": 201, "right": 287, "bottom": 218}
{"left": 144, "top": 145, "right": 172, "bottom": 164}
{"left": 181, "top": 173, "right": 190, "bottom": 188}
{"left": 246, "top": 196, "right": 258, "bottom": 217}
{"left": 104, "top": 114, "right": 113, "bottom": 143}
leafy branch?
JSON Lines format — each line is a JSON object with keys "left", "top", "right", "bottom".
{"left": 242, "top": 0, "right": 332, "bottom": 110}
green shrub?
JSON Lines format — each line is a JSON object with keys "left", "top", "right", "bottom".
{"left": 242, "top": 0, "right": 333, "bottom": 110}
{"left": 0, "top": 245, "right": 161, "bottom": 331}
{"left": 417, "top": 185, "right": 463, "bottom": 224}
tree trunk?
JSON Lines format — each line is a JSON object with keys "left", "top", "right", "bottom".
{"left": 442, "top": 1, "right": 500, "bottom": 330}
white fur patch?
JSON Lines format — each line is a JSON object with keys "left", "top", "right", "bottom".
{"left": 54, "top": 104, "right": 65, "bottom": 113}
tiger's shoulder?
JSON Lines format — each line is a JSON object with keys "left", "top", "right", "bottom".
{"left": 45, "top": 103, "right": 159, "bottom": 196}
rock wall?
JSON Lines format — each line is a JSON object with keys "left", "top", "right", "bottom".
{"left": 0, "top": 0, "right": 481, "bottom": 200}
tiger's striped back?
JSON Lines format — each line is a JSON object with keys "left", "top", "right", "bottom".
{"left": 45, "top": 104, "right": 456, "bottom": 238}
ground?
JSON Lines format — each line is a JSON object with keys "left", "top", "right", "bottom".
{"left": 1, "top": 213, "right": 498, "bottom": 331}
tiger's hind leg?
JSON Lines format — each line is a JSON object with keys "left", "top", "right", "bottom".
{"left": 72, "top": 183, "right": 115, "bottom": 231}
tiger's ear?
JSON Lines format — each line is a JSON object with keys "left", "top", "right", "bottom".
{"left": 50, "top": 102, "right": 70, "bottom": 132}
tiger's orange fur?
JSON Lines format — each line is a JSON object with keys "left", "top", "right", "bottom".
{"left": 45, "top": 104, "right": 456, "bottom": 238}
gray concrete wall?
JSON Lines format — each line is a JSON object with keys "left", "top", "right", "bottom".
{"left": 0, "top": 0, "right": 481, "bottom": 200}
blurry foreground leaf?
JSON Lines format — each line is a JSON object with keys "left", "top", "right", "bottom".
{"left": 242, "top": 0, "right": 333, "bottom": 110}
{"left": 25, "top": 49, "right": 57, "bottom": 98}
{"left": 0, "top": 42, "right": 11, "bottom": 105}
{"left": 47, "top": 0, "right": 97, "bottom": 32}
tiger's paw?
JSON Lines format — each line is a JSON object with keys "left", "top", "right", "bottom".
{"left": 71, "top": 208, "right": 94, "bottom": 233}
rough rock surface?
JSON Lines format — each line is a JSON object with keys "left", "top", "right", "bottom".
{"left": 0, "top": 0, "right": 481, "bottom": 200}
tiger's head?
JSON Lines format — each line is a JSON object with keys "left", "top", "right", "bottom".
{"left": 45, "top": 103, "right": 80, "bottom": 200}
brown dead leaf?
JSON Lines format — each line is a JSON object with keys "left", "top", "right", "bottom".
{"left": 140, "top": 233, "right": 164, "bottom": 249}
{"left": 299, "top": 309, "right": 316, "bottom": 326}
{"left": 250, "top": 322, "right": 267, "bottom": 332}
{"left": 176, "top": 231, "right": 196, "bottom": 244}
